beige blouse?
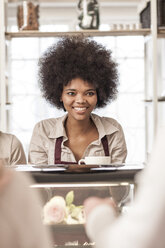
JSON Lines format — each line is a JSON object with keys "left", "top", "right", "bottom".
{"left": 0, "top": 131, "right": 27, "bottom": 165}
{"left": 28, "top": 113, "right": 127, "bottom": 165}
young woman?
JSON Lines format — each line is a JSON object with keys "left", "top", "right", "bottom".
{"left": 28, "top": 36, "right": 127, "bottom": 166}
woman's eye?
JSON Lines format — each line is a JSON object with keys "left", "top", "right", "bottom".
{"left": 67, "top": 92, "right": 75, "bottom": 96}
{"left": 87, "top": 92, "right": 95, "bottom": 96}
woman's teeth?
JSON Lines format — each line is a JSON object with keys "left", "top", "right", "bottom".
{"left": 74, "top": 107, "right": 86, "bottom": 111}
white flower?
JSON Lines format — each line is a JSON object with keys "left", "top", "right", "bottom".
{"left": 43, "top": 196, "right": 66, "bottom": 224}
{"left": 43, "top": 191, "right": 85, "bottom": 225}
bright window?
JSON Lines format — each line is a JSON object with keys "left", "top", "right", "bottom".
{"left": 9, "top": 32, "right": 145, "bottom": 163}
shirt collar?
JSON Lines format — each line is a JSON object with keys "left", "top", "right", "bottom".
{"left": 48, "top": 113, "right": 119, "bottom": 139}
{"left": 48, "top": 114, "right": 68, "bottom": 139}
{"left": 91, "top": 113, "right": 119, "bottom": 139}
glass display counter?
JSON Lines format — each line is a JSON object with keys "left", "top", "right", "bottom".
{"left": 12, "top": 164, "right": 143, "bottom": 247}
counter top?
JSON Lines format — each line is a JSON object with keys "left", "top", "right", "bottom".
{"left": 8, "top": 164, "right": 144, "bottom": 184}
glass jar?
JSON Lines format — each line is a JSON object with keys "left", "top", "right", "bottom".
{"left": 17, "top": 0, "right": 39, "bottom": 31}
{"left": 77, "top": 0, "right": 100, "bottom": 30}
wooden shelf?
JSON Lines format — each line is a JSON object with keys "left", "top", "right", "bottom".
{"left": 158, "top": 28, "right": 165, "bottom": 38}
{"left": 5, "top": 29, "right": 151, "bottom": 39}
{"left": 144, "top": 96, "right": 165, "bottom": 102}
{"left": 6, "top": 28, "right": 165, "bottom": 39}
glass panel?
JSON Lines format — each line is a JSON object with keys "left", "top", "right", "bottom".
{"left": 116, "top": 36, "right": 144, "bottom": 58}
{"left": 11, "top": 38, "right": 40, "bottom": 59}
{"left": 10, "top": 60, "right": 39, "bottom": 95}
{"left": 9, "top": 35, "right": 145, "bottom": 163}
{"left": 118, "top": 58, "right": 144, "bottom": 93}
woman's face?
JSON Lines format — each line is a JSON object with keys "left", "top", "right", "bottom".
{"left": 61, "top": 78, "right": 97, "bottom": 122}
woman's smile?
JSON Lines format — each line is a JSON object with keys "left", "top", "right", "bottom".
{"left": 73, "top": 106, "right": 88, "bottom": 113}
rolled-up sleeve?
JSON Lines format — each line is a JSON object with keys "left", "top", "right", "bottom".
{"left": 10, "top": 135, "right": 27, "bottom": 165}
{"left": 28, "top": 123, "right": 48, "bottom": 165}
{"left": 109, "top": 125, "right": 127, "bottom": 163}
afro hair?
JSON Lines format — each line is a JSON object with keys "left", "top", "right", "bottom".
{"left": 38, "top": 35, "right": 119, "bottom": 109}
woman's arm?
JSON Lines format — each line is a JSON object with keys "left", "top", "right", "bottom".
{"left": 28, "top": 123, "right": 48, "bottom": 165}
{"left": 110, "top": 125, "right": 127, "bottom": 163}
{"left": 10, "top": 135, "right": 27, "bottom": 165}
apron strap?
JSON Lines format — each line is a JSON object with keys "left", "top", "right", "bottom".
{"left": 54, "top": 137, "right": 77, "bottom": 164}
{"left": 54, "top": 136, "right": 63, "bottom": 164}
{"left": 101, "top": 135, "right": 109, "bottom": 156}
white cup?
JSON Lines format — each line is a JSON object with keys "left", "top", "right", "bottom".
{"left": 78, "top": 156, "right": 111, "bottom": 165}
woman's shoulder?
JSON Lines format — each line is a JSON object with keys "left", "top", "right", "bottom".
{"left": 0, "top": 131, "right": 17, "bottom": 142}
{"left": 0, "top": 131, "right": 23, "bottom": 150}
{"left": 35, "top": 118, "right": 57, "bottom": 126}
{"left": 92, "top": 113, "right": 123, "bottom": 129}
{"left": 33, "top": 115, "right": 66, "bottom": 133}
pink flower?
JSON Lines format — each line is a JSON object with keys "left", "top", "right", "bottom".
{"left": 43, "top": 196, "right": 66, "bottom": 224}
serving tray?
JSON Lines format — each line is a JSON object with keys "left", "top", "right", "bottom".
{"left": 32, "top": 163, "right": 124, "bottom": 172}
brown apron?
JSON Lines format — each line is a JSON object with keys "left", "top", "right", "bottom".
{"left": 54, "top": 135, "right": 109, "bottom": 164}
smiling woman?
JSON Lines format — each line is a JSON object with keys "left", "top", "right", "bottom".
{"left": 28, "top": 35, "right": 127, "bottom": 165}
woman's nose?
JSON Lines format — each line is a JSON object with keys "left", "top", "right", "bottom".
{"left": 75, "top": 94, "right": 86, "bottom": 103}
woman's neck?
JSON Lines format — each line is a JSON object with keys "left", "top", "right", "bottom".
{"left": 65, "top": 117, "right": 94, "bottom": 138}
